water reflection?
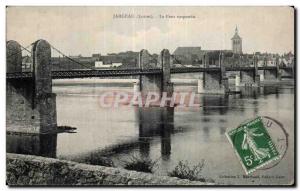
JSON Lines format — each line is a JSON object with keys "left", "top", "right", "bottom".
{"left": 60, "top": 106, "right": 175, "bottom": 164}
{"left": 137, "top": 107, "right": 174, "bottom": 160}
{"left": 240, "top": 87, "right": 260, "bottom": 99}
{"left": 231, "top": 86, "right": 280, "bottom": 99}
{"left": 202, "top": 95, "right": 229, "bottom": 115}
{"left": 6, "top": 86, "right": 284, "bottom": 162}
{"left": 219, "top": 126, "right": 226, "bottom": 135}
{"left": 262, "top": 86, "right": 279, "bottom": 97}
{"left": 6, "top": 82, "right": 294, "bottom": 185}
{"left": 7, "top": 133, "right": 57, "bottom": 158}
{"left": 203, "top": 126, "right": 210, "bottom": 142}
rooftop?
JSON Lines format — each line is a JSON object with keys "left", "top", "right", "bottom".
{"left": 173, "top": 47, "right": 202, "bottom": 56}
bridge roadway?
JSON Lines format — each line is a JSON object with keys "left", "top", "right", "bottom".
{"left": 6, "top": 66, "right": 292, "bottom": 80}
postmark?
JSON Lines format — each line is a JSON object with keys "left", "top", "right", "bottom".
{"left": 226, "top": 116, "right": 281, "bottom": 174}
{"left": 259, "top": 116, "right": 288, "bottom": 170}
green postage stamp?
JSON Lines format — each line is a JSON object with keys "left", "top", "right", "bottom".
{"left": 226, "top": 117, "right": 280, "bottom": 174}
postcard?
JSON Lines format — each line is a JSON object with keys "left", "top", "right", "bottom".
{"left": 6, "top": 6, "right": 295, "bottom": 186}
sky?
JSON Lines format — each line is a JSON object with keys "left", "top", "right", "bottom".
{"left": 6, "top": 6, "right": 294, "bottom": 56}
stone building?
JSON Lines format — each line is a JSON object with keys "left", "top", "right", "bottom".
{"left": 173, "top": 47, "right": 203, "bottom": 65}
{"left": 231, "top": 26, "right": 242, "bottom": 54}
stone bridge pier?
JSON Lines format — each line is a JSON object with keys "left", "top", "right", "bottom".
{"left": 264, "top": 65, "right": 280, "bottom": 82}
{"left": 201, "top": 53, "right": 228, "bottom": 94}
{"left": 263, "top": 58, "right": 280, "bottom": 81}
{"left": 264, "top": 69, "right": 279, "bottom": 80}
{"left": 239, "top": 58, "right": 260, "bottom": 87}
{"left": 240, "top": 70, "right": 256, "bottom": 86}
{"left": 139, "top": 49, "right": 173, "bottom": 97}
{"left": 6, "top": 39, "right": 57, "bottom": 134}
{"left": 280, "top": 68, "right": 294, "bottom": 78}
{"left": 240, "top": 73, "right": 261, "bottom": 87}
{"left": 160, "top": 49, "right": 174, "bottom": 96}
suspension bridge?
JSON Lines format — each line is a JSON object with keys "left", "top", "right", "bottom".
{"left": 6, "top": 40, "right": 293, "bottom": 80}
{"left": 6, "top": 39, "right": 294, "bottom": 134}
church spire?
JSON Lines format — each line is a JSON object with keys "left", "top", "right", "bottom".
{"left": 232, "top": 26, "right": 242, "bottom": 54}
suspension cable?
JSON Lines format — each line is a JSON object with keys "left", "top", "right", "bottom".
{"left": 171, "top": 55, "right": 188, "bottom": 68}
{"left": 50, "top": 44, "right": 94, "bottom": 70}
{"left": 7, "top": 43, "right": 32, "bottom": 59}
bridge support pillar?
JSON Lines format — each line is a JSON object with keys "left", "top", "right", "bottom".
{"left": 201, "top": 70, "right": 227, "bottom": 94}
{"left": 235, "top": 74, "right": 240, "bottom": 86}
{"left": 240, "top": 70, "right": 258, "bottom": 87}
{"left": 254, "top": 56, "right": 261, "bottom": 86}
{"left": 263, "top": 59, "right": 281, "bottom": 81}
{"left": 264, "top": 69, "right": 279, "bottom": 81}
{"left": 161, "top": 49, "right": 173, "bottom": 96}
{"left": 6, "top": 40, "right": 57, "bottom": 134}
{"left": 280, "top": 68, "right": 294, "bottom": 79}
{"left": 139, "top": 49, "right": 162, "bottom": 96}
{"left": 139, "top": 49, "right": 173, "bottom": 97}
{"left": 7, "top": 133, "right": 57, "bottom": 158}
{"left": 201, "top": 53, "right": 228, "bottom": 94}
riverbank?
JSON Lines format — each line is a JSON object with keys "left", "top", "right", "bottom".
{"left": 6, "top": 153, "right": 212, "bottom": 186}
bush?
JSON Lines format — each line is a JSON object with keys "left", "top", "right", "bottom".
{"left": 168, "top": 160, "right": 207, "bottom": 182}
{"left": 122, "top": 155, "right": 157, "bottom": 173}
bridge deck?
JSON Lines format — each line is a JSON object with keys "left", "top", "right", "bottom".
{"left": 6, "top": 66, "right": 293, "bottom": 79}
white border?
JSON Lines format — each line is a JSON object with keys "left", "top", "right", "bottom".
{"left": 0, "top": 1, "right": 298, "bottom": 191}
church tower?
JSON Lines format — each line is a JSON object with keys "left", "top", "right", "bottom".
{"left": 231, "top": 26, "right": 242, "bottom": 54}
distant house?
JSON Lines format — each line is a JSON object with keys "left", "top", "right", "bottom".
{"left": 173, "top": 47, "right": 202, "bottom": 57}
{"left": 173, "top": 47, "right": 203, "bottom": 66}
{"left": 173, "top": 47, "right": 201, "bottom": 59}
{"left": 101, "top": 55, "right": 122, "bottom": 65}
{"left": 253, "top": 53, "right": 281, "bottom": 67}
{"left": 173, "top": 47, "right": 235, "bottom": 67}
{"left": 281, "top": 52, "right": 294, "bottom": 66}
{"left": 201, "top": 50, "right": 233, "bottom": 67}
{"left": 112, "top": 63, "right": 122, "bottom": 68}
{"left": 95, "top": 61, "right": 110, "bottom": 68}
{"left": 101, "top": 51, "right": 139, "bottom": 69}
{"left": 95, "top": 61, "right": 123, "bottom": 68}
{"left": 51, "top": 56, "right": 96, "bottom": 70}
{"left": 92, "top": 53, "right": 101, "bottom": 58}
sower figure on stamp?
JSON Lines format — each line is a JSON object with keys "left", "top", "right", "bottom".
{"left": 242, "top": 127, "right": 271, "bottom": 163}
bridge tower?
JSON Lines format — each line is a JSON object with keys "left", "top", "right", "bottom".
{"left": 160, "top": 49, "right": 173, "bottom": 96}
{"left": 201, "top": 52, "right": 228, "bottom": 94}
{"left": 6, "top": 39, "right": 57, "bottom": 134}
{"left": 240, "top": 70, "right": 257, "bottom": 86}
{"left": 254, "top": 54, "right": 261, "bottom": 86}
{"left": 280, "top": 66, "right": 294, "bottom": 79}
{"left": 263, "top": 57, "right": 280, "bottom": 81}
{"left": 239, "top": 56, "right": 260, "bottom": 87}
{"left": 139, "top": 49, "right": 173, "bottom": 97}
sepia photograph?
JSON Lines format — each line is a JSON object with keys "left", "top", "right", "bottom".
{"left": 5, "top": 6, "right": 295, "bottom": 186}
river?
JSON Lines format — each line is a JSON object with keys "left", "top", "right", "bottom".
{"left": 7, "top": 77, "right": 294, "bottom": 185}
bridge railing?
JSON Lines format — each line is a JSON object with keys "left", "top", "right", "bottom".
{"left": 7, "top": 65, "right": 293, "bottom": 79}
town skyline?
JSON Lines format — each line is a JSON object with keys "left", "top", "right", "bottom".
{"left": 7, "top": 7, "right": 294, "bottom": 56}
